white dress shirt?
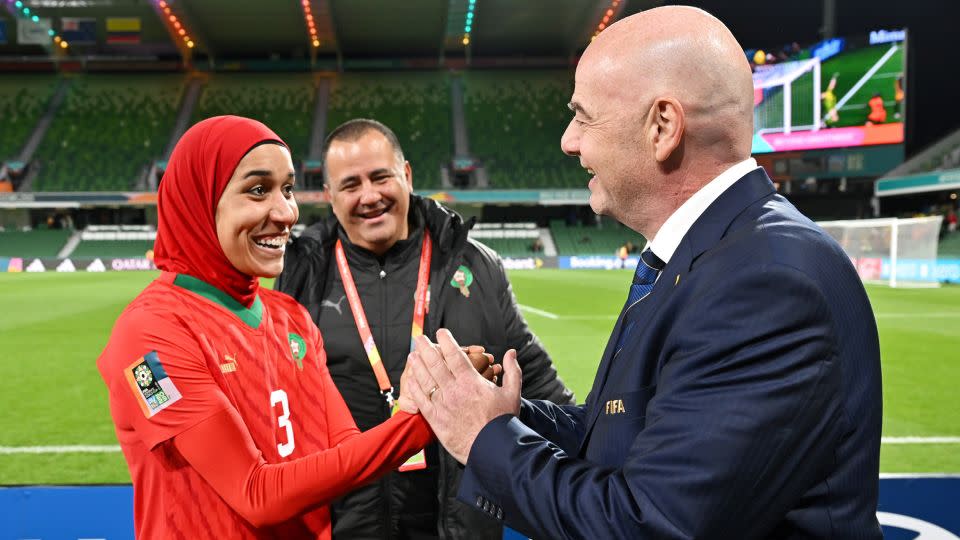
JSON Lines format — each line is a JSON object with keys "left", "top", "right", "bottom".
{"left": 647, "top": 158, "right": 761, "bottom": 264}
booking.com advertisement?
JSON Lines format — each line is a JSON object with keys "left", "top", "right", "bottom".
{"left": 749, "top": 29, "right": 906, "bottom": 154}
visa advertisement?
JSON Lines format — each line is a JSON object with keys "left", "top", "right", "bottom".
{"left": 749, "top": 30, "right": 906, "bottom": 154}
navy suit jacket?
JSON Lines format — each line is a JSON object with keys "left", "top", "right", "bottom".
{"left": 458, "top": 169, "right": 882, "bottom": 539}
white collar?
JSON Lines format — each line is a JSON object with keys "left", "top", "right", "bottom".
{"left": 648, "top": 158, "right": 760, "bottom": 264}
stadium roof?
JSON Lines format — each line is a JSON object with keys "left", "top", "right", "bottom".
{"left": 0, "top": 0, "right": 664, "bottom": 63}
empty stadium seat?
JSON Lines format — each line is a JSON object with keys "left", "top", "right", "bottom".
{"left": 32, "top": 74, "right": 184, "bottom": 191}
{"left": 550, "top": 220, "right": 645, "bottom": 255}
{"left": 192, "top": 73, "right": 316, "bottom": 159}
{"left": 0, "top": 229, "right": 71, "bottom": 258}
{"left": 0, "top": 75, "right": 57, "bottom": 161}
{"left": 70, "top": 240, "right": 154, "bottom": 258}
{"left": 326, "top": 72, "right": 451, "bottom": 189}
{"left": 462, "top": 70, "right": 583, "bottom": 188}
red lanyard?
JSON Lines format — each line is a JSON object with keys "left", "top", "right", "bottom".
{"left": 334, "top": 232, "right": 432, "bottom": 406}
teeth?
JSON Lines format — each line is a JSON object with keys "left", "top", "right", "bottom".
{"left": 587, "top": 168, "right": 595, "bottom": 175}
{"left": 255, "top": 237, "right": 285, "bottom": 249}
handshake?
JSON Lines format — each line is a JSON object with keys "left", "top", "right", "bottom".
{"left": 395, "top": 330, "right": 523, "bottom": 463}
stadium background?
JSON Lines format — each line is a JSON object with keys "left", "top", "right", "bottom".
{"left": 1, "top": 0, "right": 958, "bottom": 537}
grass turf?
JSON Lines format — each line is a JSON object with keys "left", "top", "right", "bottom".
{"left": 0, "top": 270, "right": 957, "bottom": 483}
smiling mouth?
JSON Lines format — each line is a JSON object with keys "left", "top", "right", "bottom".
{"left": 253, "top": 235, "right": 288, "bottom": 250}
{"left": 357, "top": 204, "right": 391, "bottom": 220}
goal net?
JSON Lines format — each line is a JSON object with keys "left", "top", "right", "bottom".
{"left": 753, "top": 57, "right": 821, "bottom": 135}
{"left": 818, "top": 216, "right": 944, "bottom": 287}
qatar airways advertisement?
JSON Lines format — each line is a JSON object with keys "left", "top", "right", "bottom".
{"left": 749, "top": 29, "right": 906, "bottom": 154}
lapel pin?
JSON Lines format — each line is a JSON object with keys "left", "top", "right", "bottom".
{"left": 675, "top": 274, "right": 680, "bottom": 286}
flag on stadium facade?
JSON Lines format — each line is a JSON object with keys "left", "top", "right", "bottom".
{"left": 17, "top": 18, "right": 52, "bottom": 45}
{"left": 0, "top": 20, "right": 7, "bottom": 45}
{"left": 61, "top": 17, "right": 97, "bottom": 44}
{"left": 106, "top": 17, "right": 140, "bottom": 44}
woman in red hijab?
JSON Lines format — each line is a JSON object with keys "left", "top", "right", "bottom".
{"left": 97, "top": 116, "right": 434, "bottom": 539}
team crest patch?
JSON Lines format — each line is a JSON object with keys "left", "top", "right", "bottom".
{"left": 450, "top": 265, "right": 473, "bottom": 298}
{"left": 288, "top": 333, "right": 306, "bottom": 370}
{"left": 125, "top": 351, "right": 182, "bottom": 418}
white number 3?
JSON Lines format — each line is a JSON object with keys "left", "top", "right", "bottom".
{"left": 270, "top": 389, "right": 295, "bottom": 457}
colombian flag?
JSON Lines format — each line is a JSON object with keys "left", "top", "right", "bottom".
{"left": 106, "top": 17, "right": 141, "bottom": 44}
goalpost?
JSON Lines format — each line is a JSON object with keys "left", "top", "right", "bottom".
{"left": 753, "top": 57, "right": 821, "bottom": 135}
{"left": 817, "top": 216, "right": 944, "bottom": 288}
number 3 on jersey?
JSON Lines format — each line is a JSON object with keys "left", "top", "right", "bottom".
{"left": 270, "top": 389, "right": 295, "bottom": 457}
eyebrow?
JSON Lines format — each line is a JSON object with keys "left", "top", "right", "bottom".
{"left": 568, "top": 101, "right": 593, "bottom": 120}
{"left": 242, "top": 169, "right": 296, "bottom": 179}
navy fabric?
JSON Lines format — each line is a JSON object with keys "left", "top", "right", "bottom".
{"left": 614, "top": 249, "right": 665, "bottom": 352}
{"left": 457, "top": 168, "right": 883, "bottom": 539}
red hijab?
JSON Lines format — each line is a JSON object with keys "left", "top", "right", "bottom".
{"left": 154, "top": 116, "right": 287, "bottom": 308}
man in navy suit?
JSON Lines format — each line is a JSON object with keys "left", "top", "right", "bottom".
{"left": 401, "top": 6, "right": 882, "bottom": 538}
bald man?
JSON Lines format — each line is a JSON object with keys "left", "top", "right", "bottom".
{"left": 403, "top": 6, "right": 882, "bottom": 539}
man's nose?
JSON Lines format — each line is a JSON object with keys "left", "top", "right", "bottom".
{"left": 561, "top": 119, "right": 580, "bottom": 157}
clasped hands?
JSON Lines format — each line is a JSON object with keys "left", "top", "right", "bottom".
{"left": 396, "top": 329, "right": 522, "bottom": 463}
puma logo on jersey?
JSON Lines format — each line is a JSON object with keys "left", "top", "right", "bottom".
{"left": 322, "top": 295, "right": 346, "bottom": 316}
{"left": 220, "top": 353, "right": 238, "bottom": 373}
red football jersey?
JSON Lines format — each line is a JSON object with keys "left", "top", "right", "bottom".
{"left": 98, "top": 272, "right": 419, "bottom": 539}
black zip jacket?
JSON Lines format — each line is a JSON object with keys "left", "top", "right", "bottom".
{"left": 276, "top": 195, "right": 575, "bottom": 540}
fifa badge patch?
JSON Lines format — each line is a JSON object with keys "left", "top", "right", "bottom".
{"left": 125, "top": 351, "right": 182, "bottom": 418}
{"left": 288, "top": 333, "right": 306, "bottom": 370}
{"left": 450, "top": 265, "right": 473, "bottom": 298}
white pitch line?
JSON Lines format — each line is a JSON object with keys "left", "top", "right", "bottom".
{"left": 0, "top": 445, "right": 121, "bottom": 454}
{"left": 881, "top": 437, "right": 960, "bottom": 445}
{"left": 829, "top": 43, "right": 899, "bottom": 117}
{"left": 518, "top": 304, "right": 559, "bottom": 319}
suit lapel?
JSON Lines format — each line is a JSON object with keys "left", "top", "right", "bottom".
{"left": 577, "top": 169, "right": 777, "bottom": 454}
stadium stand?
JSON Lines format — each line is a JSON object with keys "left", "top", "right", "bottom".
{"left": 191, "top": 73, "right": 316, "bottom": 159}
{"left": 0, "top": 229, "right": 70, "bottom": 258}
{"left": 469, "top": 223, "right": 542, "bottom": 257}
{"left": 70, "top": 240, "right": 154, "bottom": 258}
{"left": 940, "top": 231, "right": 960, "bottom": 257}
{"left": 550, "top": 220, "right": 645, "bottom": 255}
{"left": 462, "top": 70, "right": 582, "bottom": 188}
{"left": 326, "top": 72, "right": 451, "bottom": 189}
{"left": 0, "top": 75, "right": 57, "bottom": 161}
{"left": 31, "top": 75, "right": 184, "bottom": 191}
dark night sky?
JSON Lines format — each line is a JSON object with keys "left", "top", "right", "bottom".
{"left": 661, "top": 0, "right": 959, "bottom": 156}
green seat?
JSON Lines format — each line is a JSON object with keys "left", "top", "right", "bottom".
{"left": 463, "top": 71, "right": 583, "bottom": 188}
{"left": 327, "top": 72, "right": 451, "bottom": 189}
{"left": 33, "top": 75, "right": 184, "bottom": 191}
{"left": 192, "top": 74, "right": 316, "bottom": 160}
{"left": 71, "top": 240, "right": 155, "bottom": 258}
{"left": 0, "top": 230, "right": 71, "bottom": 258}
{"left": 0, "top": 75, "right": 57, "bottom": 162}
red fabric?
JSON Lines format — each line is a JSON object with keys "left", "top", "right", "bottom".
{"left": 154, "top": 115, "right": 285, "bottom": 307}
{"left": 98, "top": 277, "right": 432, "bottom": 539}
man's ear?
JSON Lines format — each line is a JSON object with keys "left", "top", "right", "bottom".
{"left": 651, "top": 97, "right": 685, "bottom": 163}
{"left": 404, "top": 161, "right": 413, "bottom": 190}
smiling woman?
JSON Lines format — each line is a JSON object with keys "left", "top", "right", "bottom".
{"left": 215, "top": 142, "right": 298, "bottom": 278}
{"left": 96, "top": 116, "right": 433, "bottom": 540}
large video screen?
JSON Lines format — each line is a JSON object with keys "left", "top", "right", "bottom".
{"left": 749, "top": 29, "right": 906, "bottom": 154}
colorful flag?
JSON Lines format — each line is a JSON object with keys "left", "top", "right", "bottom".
{"left": 106, "top": 17, "right": 140, "bottom": 44}
{"left": 61, "top": 17, "right": 96, "bottom": 44}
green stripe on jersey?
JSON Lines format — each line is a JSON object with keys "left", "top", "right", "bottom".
{"left": 173, "top": 274, "right": 263, "bottom": 329}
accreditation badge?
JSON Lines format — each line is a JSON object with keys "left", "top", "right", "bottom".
{"left": 391, "top": 401, "right": 427, "bottom": 472}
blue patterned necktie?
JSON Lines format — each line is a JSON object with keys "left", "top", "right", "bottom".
{"left": 615, "top": 248, "right": 665, "bottom": 351}
{"left": 626, "top": 249, "right": 665, "bottom": 307}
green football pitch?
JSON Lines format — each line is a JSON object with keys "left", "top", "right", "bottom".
{"left": 0, "top": 270, "right": 958, "bottom": 484}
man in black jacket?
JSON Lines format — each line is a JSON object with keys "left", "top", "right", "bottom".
{"left": 276, "top": 119, "right": 574, "bottom": 540}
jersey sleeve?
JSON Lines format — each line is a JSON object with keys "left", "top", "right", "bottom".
{"left": 97, "top": 304, "right": 231, "bottom": 450}
{"left": 168, "top": 315, "right": 434, "bottom": 528}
